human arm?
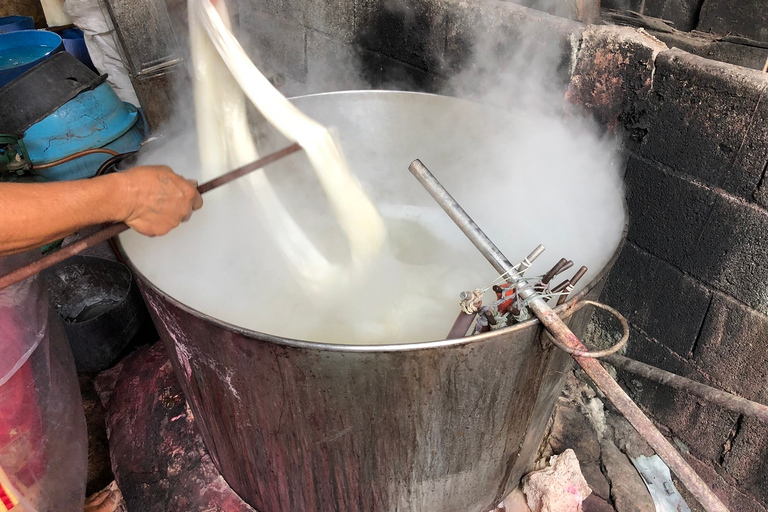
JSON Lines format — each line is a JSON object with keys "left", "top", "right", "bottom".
{"left": 0, "top": 165, "right": 203, "bottom": 256}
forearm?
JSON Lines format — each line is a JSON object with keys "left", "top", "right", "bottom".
{"left": 0, "top": 174, "right": 129, "bottom": 256}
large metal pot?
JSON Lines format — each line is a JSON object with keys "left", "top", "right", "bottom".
{"left": 118, "top": 91, "right": 627, "bottom": 512}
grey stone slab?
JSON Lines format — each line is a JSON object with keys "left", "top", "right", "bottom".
{"left": 698, "top": 0, "right": 768, "bottom": 43}
{"left": 623, "top": 156, "right": 718, "bottom": 268}
{"left": 601, "top": 242, "right": 712, "bottom": 358}
{"left": 637, "top": 49, "right": 768, "bottom": 200}
{"left": 239, "top": 9, "right": 307, "bottom": 81}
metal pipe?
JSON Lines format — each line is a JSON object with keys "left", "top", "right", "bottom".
{"left": 408, "top": 159, "right": 729, "bottom": 512}
{"left": 606, "top": 354, "right": 768, "bottom": 424}
{"left": 408, "top": 160, "right": 516, "bottom": 276}
{"left": 32, "top": 148, "right": 121, "bottom": 170}
{"left": 446, "top": 311, "right": 476, "bottom": 339}
{"left": 0, "top": 143, "right": 303, "bottom": 291}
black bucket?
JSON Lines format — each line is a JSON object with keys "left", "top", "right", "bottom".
{"left": 45, "top": 255, "right": 150, "bottom": 373}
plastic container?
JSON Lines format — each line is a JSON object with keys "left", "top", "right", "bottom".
{"left": 44, "top": 256, "right": 150, "bottom": 373}
{"left": 0, "top": 16, "right": 35, "bottom": 34}
{"left": 57, "top": 27, "right": 96, "bottom": 72}
{"left": 0, "top": 250, "right": 87, "bottom": 512}
{"left": 0, "top": 30, "right": 63, "bottom": 87}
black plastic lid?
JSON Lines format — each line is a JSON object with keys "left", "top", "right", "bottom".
{"left": 0, "top": 52, "right": 108, "bottom": 136}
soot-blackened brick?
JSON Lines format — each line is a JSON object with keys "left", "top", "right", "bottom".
{"left": 686, "top": 193, "right": 768, "bottom": 315}
{"left": 698, "top": 0, "right": 768, "bottom": 43}
{"left": 240, "top": 10, "right": 307, "bottom": 82}
{"left": 683, "top": 454, "right": 768, "bottom": 512}
{"left": 304, "top": 0, "right": 355, "bottom": 40}
{"left": 443, "top": 0, "right": 581, "bottom": 81}
{"left": 642, "top": 0, "right": 704, "bottom": 32}
{"left": 355, "top": 0, "right": 448, "bottom": 73}
{"left": 754, "top": 166, "right": 768, "bottom": 208}
{"left": 638, "top": 49, "right": 768, "bottom": 199}
{"left": 623, "top": 156, "right": 718, "bottom": 267}
{"left": 723, "top": 413, "right": 768, "bottom": 505}
{"left": 602, "top": 242, "right": 711, "bottom": 358}
{"left": 620, "top": 338, "right": 739, "bottom": 464}
{"left": 693, "top": 292, "right": 768, "bottom": 401}
{"left": 566, "top": 25, "right": 665, "bottom": 134}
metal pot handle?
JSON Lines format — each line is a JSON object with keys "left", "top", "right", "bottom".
{"left": 542, "top": 300, "right": 629, "bottom": 358}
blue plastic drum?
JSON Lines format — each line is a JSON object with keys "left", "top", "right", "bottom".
{"left": 0, "top": 16, "right": 35, "bottom": 34}
{"left": 0, "top": 30, "right": 63, "bottom": 87}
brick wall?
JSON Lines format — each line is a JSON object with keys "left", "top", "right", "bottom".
{"left": 235, "top": 1, "right": 768, "bottom": 508}
{"left": 568, "top": 26, "right": 768, "bottom": 511}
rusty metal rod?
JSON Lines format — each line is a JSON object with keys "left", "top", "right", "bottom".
{"left": 0, "top": 143, "right": 303, "bottom": 291}
{"left": 408, "top": 159, "right": 729, "bottom": 512}
{"left": 606, "top": 354, "right": 768, "bottom": 423}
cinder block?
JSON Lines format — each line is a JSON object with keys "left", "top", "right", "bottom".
{"left": 239, "top": 10, "right": 307, "bottom": 82}
{"left": 623, "top": 156, "right": 718, "bottom": 267}
{"left": 683, "top": 453, "right": 768, "bottom": 512}
{"left": 723, "top": 413, "right": 768, "bottom": 505}
{"left": 305, "top": 30, "right": 369, "bottom": 92}
{"left": 708, "top": 42, "right": 768, "bottom": 72}
{"left": 698, "top": 0, "right": 768, "bottom": 43}
{"left": 355, "top": 0, "right": 449, "bottom": 73}
{"left": 642, "top": 0, "right": 702, "bottom": 31}
{"left": 304, "top": 0, "right": 355, "bottom": 41}
{"left": 444, "top": 0, "right": 581, "bottom": 83}
{"left": 637, "top": 49, "right": 768, "bottom": 200}
{"left": 566, "top": 25, "right": 666, "bottom": 134}
{"left": 686, "top": 193, "right": 768, "bottom": 315}
{"left": 601, "top": 242, "right": 712, "bottom": 358}
{"left": 237, "top": 0, "right": 283, "bottom": 19}
{"left": 693, "top": 292, "right": 768, "bottom": 401}
{"left": 754, "top": 169, "right": 768, "bottom": 208}
{"left": 620, "top": 331, "right": 739, "bottom": 464}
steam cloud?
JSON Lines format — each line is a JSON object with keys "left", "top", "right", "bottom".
{"left": 119, "top": 1, "right": 625, "bottom": 345}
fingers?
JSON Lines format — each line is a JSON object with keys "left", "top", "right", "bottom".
{"left": 185, "top": 178, "right": 204, "bottom": 211}
{"left": 192, "top": 191, "right": 204, "bottom": 210}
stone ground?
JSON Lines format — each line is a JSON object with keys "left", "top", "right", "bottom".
{"left": 529, "top": 368, "right": 707, "bottom": 512}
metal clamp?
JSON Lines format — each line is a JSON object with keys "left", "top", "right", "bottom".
{"left": 542, "top": 300, "right": 629, "bottom": 358}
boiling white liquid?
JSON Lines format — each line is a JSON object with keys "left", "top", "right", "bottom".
{"left": 124, "top": 5, "right": 626, "bottom": 345}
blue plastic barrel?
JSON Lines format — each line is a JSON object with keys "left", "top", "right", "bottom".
{"left": 0, "top": 16, "right": 35, "bottom": 34}
{"left": 0, "top": 30, "right": 63, "bottom": 87}
{"left": 58, "top": 28, "right": 96, "bottom": 72}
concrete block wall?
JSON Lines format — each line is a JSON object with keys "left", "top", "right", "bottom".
{"left": 235, "top": 0, "right": 768, "bottom": 508}
{"left": 574, "top": 28, "right": 768, "bottom": 511}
